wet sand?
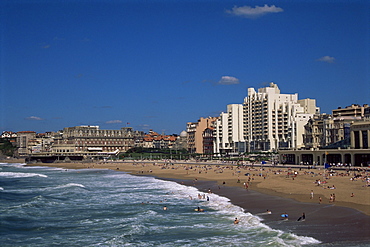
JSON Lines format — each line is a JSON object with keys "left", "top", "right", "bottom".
{"left": 25, "top": 160, "right": 370, "bottom": 245}
{"left": 180, "top": 179, "right": 370, "bottom": 246}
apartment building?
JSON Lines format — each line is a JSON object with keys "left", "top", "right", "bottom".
{"left": 213, "top": 104, "right": 245, "bottom": 154}
{"left": 16, "top": 131, "right": 36, "bottom": 156}
{"left": 187, "top": 117, "right": 217, "bottom": 154}
{"left": 243, "top": 83, "right": 318, "bottom": 152}
{"left": 202, "top": 127, "right": 214, "bottom": 154}
{"left": 333, "top": 104, "right": 368, "bottom": 118}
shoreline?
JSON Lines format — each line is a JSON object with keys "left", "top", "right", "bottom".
{"left": 21, "top": 161, "right": 370, "bottom": 245}
{"left": 168, "top": 178, "right": 370, "bottom": 245}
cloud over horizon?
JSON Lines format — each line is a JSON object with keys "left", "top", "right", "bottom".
{"left": 217, "top": 76, "right": 240, "bottom": 85}
{"left": 226, "top": 4, "right": 283, "bottom": 19}
{"left": 106, "top": 120, "right": 122, "bottom": 124}
{"left": 25, "top": 116, "right": 43, "bottom": 121}
{"left": 316, "top": 56, "right": 335, "bottom": 63}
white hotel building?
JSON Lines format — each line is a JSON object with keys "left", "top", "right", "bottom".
{"left": 213, "top": 104, "right": 245, "bottom": 154}
{"left": 214, "top": 83, "right": 319, "bottom": 154}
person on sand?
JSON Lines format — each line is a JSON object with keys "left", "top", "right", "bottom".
{"left": 297, "top": 212, "right": 305, "bottom": 221}
{"left": 281, "top": 213, "right": 288, "bottom": 220}
{"left": 234, "top": 218, "right": 239, "bottom": 224}
{"left": 310, "top": 190, "right": 314, "bottom": 199}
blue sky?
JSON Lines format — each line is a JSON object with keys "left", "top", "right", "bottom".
{"left": 1, "top": 0, "right": 369, "bottom": 134}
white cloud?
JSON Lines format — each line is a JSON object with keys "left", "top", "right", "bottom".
{"left": 316, "top": 56, "right": 335, "bottom": 63}
{"left": 226, "top": 4, "right": 283, "bottom": 19}
{"left": 218, "top": 76, "right": 240, "bottom": 85}
{"left": 106, "top": 120, "right": 122, "bottom": 124}
{"left": 25, "top": 116, "right": 43, "bottom": 121}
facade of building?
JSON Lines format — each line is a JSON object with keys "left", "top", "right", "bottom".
{"left": 213, "top": 104, "right": 245, "bottom": 154}
{"left": 351, "top": 121, "right": 370, "bottom": 149}
{"left": 280, "top": 120, "right": 370, "bottom": 167}
{"left": 1, "top": 131, "right": 18, "bottom": 139}
{"left": 187, "top": 117, "right": 217, "bottom": 154}
{"left": 16, "top": 131, "right": 37, "bottom": 156}
{"left": 53, "top": 126, "right": 144, "bottom": 154}
{"left": 202, "top": 127, "right": 214, "bottom": 154}
{"left": 303, "top": 114, "right": 333, "bottom": 149}
{"left": 173, "top": 130, "right": 188, "bottom": 151}
{"left": 304, "top": 107, "right": 365, "bottom": 150}
{"left": 142, "top": 130, "right": 181, "bottom": 149}
{"left": 332, "top": 104, "right": 368, "bottom": 118}
{"left": 243, "top": 83, "right": 318, "bottom": 152}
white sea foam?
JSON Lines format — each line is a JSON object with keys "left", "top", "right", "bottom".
{"left": 145, "top": 176, "right": 321, "bottom": 246}
{"left": 53, "top": 183, "right": 86, "bottom": 189}
{"left": 0, "top": 163, "right": 27, "bottom": 168}
{"left": 0, "top": 172, "right": 48, "bottom": 178}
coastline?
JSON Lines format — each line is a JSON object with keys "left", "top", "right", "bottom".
{"left": 23, "top": 160, "right": 370, "bottom": 245}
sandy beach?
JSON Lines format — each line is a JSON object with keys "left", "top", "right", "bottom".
{"left": 24, "top": 160, "right": 370, "bottom": 245}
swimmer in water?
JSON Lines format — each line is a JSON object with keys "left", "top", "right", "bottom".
{"left": 234, "top": 218, "right": 239, "bottom": 224}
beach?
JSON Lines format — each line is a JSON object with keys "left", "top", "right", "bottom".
{"left": 24, "top": 160, "right": 370, "bottom": 245}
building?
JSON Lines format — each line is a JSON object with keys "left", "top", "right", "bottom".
{"left": 333, "top": 104, "right": 368, "bottom": 118}
{"left": 53, "top": 125, "right": 143, "bottom": 154}
{"left": 141, "top": 130, "right": 179, "bottom": 149}
{"left": 213, "top": 104, "right": 245, "bottom": 154}
{"left": 243, "top": 83, "right": 318, "bottom": 152}
{"left": 187, "top": 117, "right": 217, "bottom": 154}
{"left": 202, "top": 127, "right": 214, "bottom": 154}
{"left": 351, "top": 121, "right": 370, "bottom": 149}
{"left": 16, "top": 131, "right": 36, "bottom": 156}
{"left": 304, "top": 106, "right": 365, "bottom": 150}
{"left": 1, "top": 131, "right": 17, "bottom": 139}
{"left": 280, "top": 120, "right": 370, "bottom": 167}
{"left": 173, "top": 130, "right": 188, "bottom": 151}
{"left": 303, "top": 114, "right": 333, "bottom": 149}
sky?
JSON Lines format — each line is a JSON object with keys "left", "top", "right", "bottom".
{"left": 1, "top": 0, "right": 369, "bottom": 135}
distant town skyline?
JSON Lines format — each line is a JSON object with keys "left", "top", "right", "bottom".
{"left": 1, "top": 1, "right": 369, "bottom": 134}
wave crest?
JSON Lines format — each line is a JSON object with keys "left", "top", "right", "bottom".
{"left": 54, "top": 183, "right": 86, "bottom": 189}
{"left": 0, "top": 172, "right": 48, "bottom": 178}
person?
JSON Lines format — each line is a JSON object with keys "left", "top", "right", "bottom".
{"left": 266, "top": 209, "right": 272, "bottom": 214}
{"left": 195, "top": 206, "right": 204, "bottom": 212}
{"left": 310, "top": 190, "right": 314, "bottom": 199}
{"left": 297, "top": 212, "right": 305, "bottom": 221}
{"left": 163, "top": 206, "right": 167, "bottom": 210}
{"left": 234, "top": 218, "right": 239, "bottom": 224}
{"left": 281, "top": 213, "right": 288, "bottom": 220}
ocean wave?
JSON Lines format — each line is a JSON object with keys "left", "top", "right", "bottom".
{"left": 53, "top": 183, "right": 86, "bottom": 189}
{"left": 146, "top": 176, "right": 321, "bottom": 246}
{"left": 0, "top": 163, "right": 27, "bottom": 168}
{"left": 0, "top": 172, "right": 48, "bottom": 178}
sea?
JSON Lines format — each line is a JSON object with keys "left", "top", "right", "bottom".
{"left": 0, "top": 163, "right": 321, "bottom": 247}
